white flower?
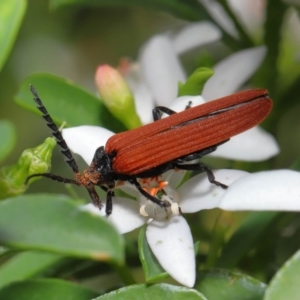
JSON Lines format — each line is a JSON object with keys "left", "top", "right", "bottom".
{"left": 120, "top": 21, "right": 222, "bottom": 123}
{"left": 199, "top": 0, "right": 265, "bottom": 40}
{"left": 62, "top": 23, "right": 282, "bottom": 287}
{"left": 118, "top": 22, "right": 279, "bottom": 161}
{"left": 62, "top": 125, "right": 300, "bottom": 287}
{"left": 63, "top": 124, "right": 251, "bottom": 287}
{"left": 198, "top": 1, "right": 300, "bottom": 91}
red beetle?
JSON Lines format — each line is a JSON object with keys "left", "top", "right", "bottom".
{"left": 27, "top": 86, "right": 272, "bottom": 215}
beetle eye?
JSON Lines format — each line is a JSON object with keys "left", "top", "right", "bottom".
{"left": 93, "top": 146, "right": 105, "bottom": 161}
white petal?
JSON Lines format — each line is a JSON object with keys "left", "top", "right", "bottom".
{"left": 202, "top": 46, "right": 266, "bottom": 100}
{"left": 199, "top": 0, "right": 238, "bottom": 38}
{"left": 81, "top": 197, "right": 145, "bottom": 234}
{"left": 209, "top": 126, "right": 280, "bottom": 161}
{"left": 146, "top": 216, "right": 195, "bottom": 287}
{"left": 179, "top": 169, "right": 249, "bottom": 212}
{"left": 163, "top": 169, "right": 186, "bottom": 190}
{"left": 173, "top": 21, "right": 222, "bottom": 55}
{"left": 62, "top": 126, "right": 114, "bottom": 165}
{"left": 130, "top": 83, "right": 154, "bottom": 125}
{"left": 118, "top": 182, "right": 139, "bottom": 198}
{"left": 167, "top": 95, "right": 206, "bottom": 114}
{"left": 139, "top": 35, "right": 186, "bottom": 106}
{"left": 220, "top": 170, "right": 300, "bottom": 211}
{"left": 123, "top": 63, "right": 155, "bottom": 124}
{"left": 228, "top": 0, "right": 265, "bottom": 37}
{"left": 81, "top": 203, "right": 106, "bottom": 217}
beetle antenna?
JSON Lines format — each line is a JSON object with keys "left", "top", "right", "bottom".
{"left": 30, "top": 85, "right": 80, "bottom": 174}
{"left": 25, "top": 173, "right": 80, "bottom": 186}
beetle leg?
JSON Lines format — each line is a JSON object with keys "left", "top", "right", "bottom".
{"left": 152, "top": 106, "right": 177, "bottom": 121}
{"left": 128, "top": 178, "right": 171, "bottom": 208}
{"left": 185, "top": 101, "right": 193, "bottom": 110}
{"left": 152, "top": 99, "right": 194, "bottom": 121}
{"left": 175, "top": 163, "right": 228, "bottom": 189}
{"left": 175, "top": 146, "right": 218, "bottom": 163}
{"left": 104, "top": 183, "right": 115, "bottom": 216}
{"left": 175, "top": 140, "right": 230, "bottom": 163}
{"left": 100, "top": 185, "right": 108, "bottom": 192}
{"left": 105, "top": 189, "right": 115, "bottom": 216}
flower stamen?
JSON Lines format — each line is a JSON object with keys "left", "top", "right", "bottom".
{"left": 138, "top": 176, "right": 180, "bottom": 220}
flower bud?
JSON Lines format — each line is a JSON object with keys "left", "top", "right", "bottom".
{"left": 0, "top": 137, "right": 56, "bottom": 199}
{"left": 95, "top": 64, "right": 142, "bottom": 129}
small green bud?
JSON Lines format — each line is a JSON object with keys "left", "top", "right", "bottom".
{"left": 95, "top": 64, "right": 142, "bottom": 129}
{"left": 0, "top": 137, "right": 56, "bottom": 199}
{"left": 178, "top": 67, "right": 214, "bottom": 97}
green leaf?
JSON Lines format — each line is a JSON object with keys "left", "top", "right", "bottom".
{"left": 49, "top": 0, "right": 206, "bottom": 21}
{"left": 15, "top": 73, "right": 125, "bottom": 132}
{"left": 216, "top": 212, "right": 279, "bottom": 268}
{"left": 0, "top": 120, "right": 16, "bottom": 163}
{"left": 0, "top": 194, "right": 124, "bottom": 264}
{"left": 0, "top": 0, "right": 26, "bottom": 72}
{"left": 178, "top": 67, "right": 214, "bottom": 97}
{"left": 138, "top": 226, "right": 168, "bottom": 282}
{"left": 0, "top": 279, "right": 98, "bottom": 300}
{"left": 0, "top": 251, "right": 64, "bottom": 289}
{"left": 264, "top": 249, "right": 300, "bottom": 300}
{"left": 196, "top": 269, "right": 267, "bottom": 300}
{"left": 94, "top": 283, "right": 206, "bottom": 299}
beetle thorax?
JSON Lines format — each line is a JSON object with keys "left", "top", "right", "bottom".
{"left": 75, "top": 170, "right": 102, "bottom": 186}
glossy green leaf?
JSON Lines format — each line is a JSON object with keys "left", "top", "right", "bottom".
{"left": 196, "top": 269, "right": 267, "bottom": 300}
{"left": 217, "top": 212, "right": 279, "bottom": 268}
{"left": 264, "top": 249, "right": 300, "bottom": 300}
{"left": 0, "top": 279, "right": 98, "bottom": 300}
{"left": 0, "top": 0, "right": 26, "bottom": 72}
{"left": 138, "top": 226, "right": 168, "bottom": 282}
{"left": 0, "top": 194, "right": 124, "bottom": 264}
{"left": 0, "top": 251, "right": 64, "bottom": 289}
{"left": 0, "top": 120, "right": 16, "bottom": 163}
{"left": 94, "top": 283, "right": 206, "bottom": 299}
{"left": 15, "top": 73, "right": 125, "bottom": 132}
{"left": 50, "top": 0, "right": 206, "bottom": 21}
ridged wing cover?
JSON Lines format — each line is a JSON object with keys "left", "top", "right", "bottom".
{"left": 105, "top": 89, "right": 272, "bottom": 175}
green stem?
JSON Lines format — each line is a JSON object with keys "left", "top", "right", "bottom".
{"left": 257, "top": 0, "right": 287, "bottom": 98}
{"left": 217, "top": 0, "right": 254, "bottom": 48}
{"left": 205, "top": 211, "right": 232, "bottom": 268}
{"left": 197, "top": 1, "right": 244, "bottom": 51}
